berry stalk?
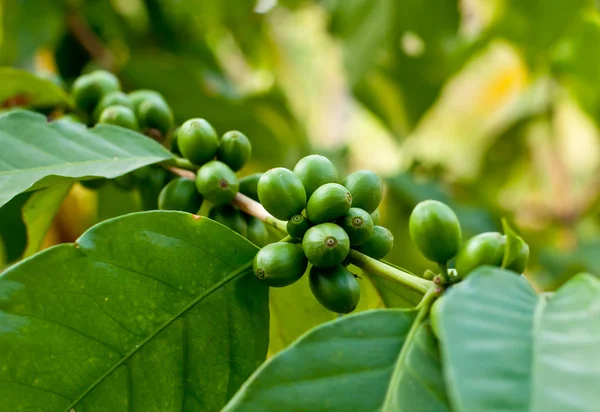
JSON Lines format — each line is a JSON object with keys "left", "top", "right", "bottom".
{"left": 347, "top": 249, "right": 432, "bottom": 294}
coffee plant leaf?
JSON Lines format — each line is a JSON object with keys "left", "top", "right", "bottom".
{"left": 0, "top": 211, "right": 269, "bottom": 411}
{"left": 0, "top": 110, "right": 173, "bottom": 208}
{"left": 435, "top": 266, "right": 600, "bottom": 411}
{"left": 225, "top": 309, "right": 449, "bottom": 411}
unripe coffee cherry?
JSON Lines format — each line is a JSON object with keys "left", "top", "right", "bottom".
{"left": 98, "top": 106, "right": 138, "bottom": 130}
{"left": 93, "top": 91, "right": 132, "bottom": 121}
{"left": 158, "top": 177, "right": 203, "bottom": 213}
{"left": 305, "top": 183, "right": 352, "bottom": 224}
{"left": 293, "top": 154, "right": 339, "bottom": 198}
{"left": 309, "top": 264, "right": 360, "bottom": 314}
{"left": 455, "top": 232, "right": 506, "bottom": 278}
{"left": 286, "top": 214, "right": 312, "bottom": 240}
{"left": 354, "top": 225, "right": 394, "bottom": 259}
{"left": 71, "top": 70, "right": 120, "bottom": 113}
{"left": 178, "top": 118, "right": 219, "bottom": 165}
{"left": 246, "top": 216, "right": 269, "bottom": 247}
{"left": 257, "top": 168, "right": 306, "bottom": 221}
{"left": 209, "top": 205, "right": 248, "bottom": 237}
{"left": 409, "top": 200, "right": 461, "bottom": 264}
{"left": 302, "top": 223, "right": 350, "bottom": 268}
{"left": 343, "top": 170, "right": 383, "bottom": 213}
{"left": 338, "top": 208, "right": 374, "bottom": 246}
{"left": 239, "top": 173, "right": 262, "bottom": 201}
{"left": 504, "top": 238, "right": 529, "bottom": 274}
{"left": 136, "top": 95, "right": 174, "bottom": 135}
{"left": 253, "top": 242, "right": 308, "bottom": 287}
{"left": 195, "top": 160, "right": 239, "bottom": 206}
{"left": 217, "top": 131, "right": 252, "bottom": 171}
{"left": 128, "top": 89, "right": 163, "bottom": 112}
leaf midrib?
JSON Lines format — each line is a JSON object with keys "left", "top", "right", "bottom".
{"left": 64, "top": 259, "right": 254, "bottom": 411}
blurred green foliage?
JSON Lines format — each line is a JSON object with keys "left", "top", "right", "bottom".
{"left": 2, "top": 0, "right": 600, "bottom": 293}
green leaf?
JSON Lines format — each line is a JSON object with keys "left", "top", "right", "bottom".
{"left": 0, "top": 110, "right": 173, "bottom": 208}
{"left": 225, "top": 309, "right": 449, "bottom": 411}
{"left": 0, "top": 211, "right": 269, "bottom": 411}
{"left": 491, "top": 0, "right": 590, "bottom": 65}
{"left": 434, "top": 266, "right": 600, "bottom": 411}
{"left": 501, "top": 218, "right": 527, "bottom": 269}
{"left": 21, "top": 182, "right": 72, "bottom": 258}
{"left": 0, "top": 67, "right": 71, "bottom": 108}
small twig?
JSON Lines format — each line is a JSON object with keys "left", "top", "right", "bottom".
{"left": 233, "top": 193, "right": 288, "bottom": 232}
{"left": 67, "top": 13, "right": 115, "bottom": 70}
{"left": 164, "top": 165, "right": 195, "bottom": 180}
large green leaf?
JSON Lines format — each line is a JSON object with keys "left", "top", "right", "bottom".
{"left": 0, "top": 110, "right": 173, "bottom": 208}
{"left": 21, "top": 182, "right": 72, "bottom": 258}
{"left": 225, "top": 309, "right": 449, "bottom": 411}
{"left": 0, "top": 211, "right": 269, "bottom": 411}
{"left": 434, "top": 266, "right": 600, "bottom": 411}
{"left": 0, "top": 67, "right": 71, "bottom": 108}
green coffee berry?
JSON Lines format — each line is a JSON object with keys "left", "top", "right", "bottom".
{"left": 354, "top": 225, "right": 394, "bottom": 259}
{"left": 286, "top": 214, "right": 312, "bottom": 240}
{"left": 178, "top": 118, "right": 219, "bottom": 165}
{"left": 239, "top": 173, "right": 262, "bottom": 201}
{"left": 136, "top": 95, "right": 174, "bottom": 135}
{"left": 338, "top": 208, "right": 374, "bottom": 246}
{"left": 309, "top": 264, "right": 360, "bottom": 314}
{"left": 370, "top": 209, "right": 381, "bottom": 225}
{"left": 128, "top": 89, "right": 163, "bottom": 111}
{"left": 505, "top": 240, "right": 529, "bottom": 274}
{"left": 305, "top": 183, "right": 352, "bottom": 224}
{"left": 455, "top": 232, "right": 506, "bottom": 278}
{"left": 80, "top": 178, "right": 107, "bottom": 190}
{"left": 195, "top": 160, "right": 239, "bottom": 206}
{"left": 293, "top": 154, "right": 339, "bottom": 198}
{"left": 253, "top": 242, "right": 308, "bottom": 287}
{"left": 158, "top": 177, "right": 203, "bottom": 213}
{"left": 246, "top": 216, "right": 269, "bottom": 247}
{"left": 71, "top": 70, "right": 120, "bottom": 113}
{"left": 257, "top": 168, "right": 306, "bottom": 221}
{"left": 342, "top": 170, "right": 383, "bottom": 213}
{"left": 98, "top": 106, "right": 138, "bottom": 130}
{"left": 217, "top": 131, "right": 252, "bottom": 171}
{"left": 409, "top": 200, "right": 461, "bottom": 264}
{"left": 302, "top": 223, "right": 350, "bottom": 268}
{"left": 209, "top": 205, "right": 247, "bottom": 236}
{"left": 93, "top": 91, "right": 132, "bottom": 121}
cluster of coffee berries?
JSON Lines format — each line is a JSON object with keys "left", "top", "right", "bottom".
{"left": 409, "top": 200, "right": 529, "bottom": 280}
{"left": 70, "top": 70, "right": 174, "bottom": 136}
{"left": 66, "top": 70, "right": 268, "bottom": 246}
{"left": 252, "top": 155, "right": 394, "bottom": 314}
